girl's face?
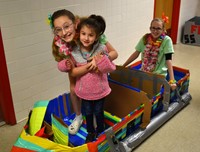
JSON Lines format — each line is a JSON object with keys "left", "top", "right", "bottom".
{"left": 150, "top": 21, "right": 164, "bottom": 40}
{"left": 79, "top": 25, "right": 97, "bottom": 50}
{"left": 53, "top": 16, "right": 76, "bottom": 43}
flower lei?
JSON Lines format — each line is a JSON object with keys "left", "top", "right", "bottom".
{"left": 147, "top": 33, "right": 165, "bottom": 48}
{"left": 54, "top": 35, "right": 72, "bottom": 58}
{"left": 141, "top": 33, "right": 165, "bottom": 72}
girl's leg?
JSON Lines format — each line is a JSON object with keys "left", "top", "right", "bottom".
{"left": 68, "top": 74, "right": 83, "bottom": 134}
{"left": 82, "top": 99, "right": 96, "bottom": 143}
{"left": 82, "top": 100, "right": 95, "bottom": 133}
{"left": 69, "top": 76, "right": 81, "bottom": 115}
{"left": 94, "top": 98, "right": 105, "bottom": 135}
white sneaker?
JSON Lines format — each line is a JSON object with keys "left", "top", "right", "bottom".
{"left": 68, "top": 117, "right": 83, "bottom": 135}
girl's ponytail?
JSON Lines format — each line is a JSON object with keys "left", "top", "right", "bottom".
{"left": 89, "top": 15, "right": 106, "bottom": 36}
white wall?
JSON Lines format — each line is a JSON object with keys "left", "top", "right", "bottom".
{"left": 1, "top": 0, "right": 199, "bottom": 122}
{"left": 0, "top": 0, "right": 154, "bottom": 122}
{"left": 177, "top": 0, "right": 200, "bottom": 43}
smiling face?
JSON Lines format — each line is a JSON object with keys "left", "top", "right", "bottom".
{"left": 53, "top": 16, "right": 76, "bottom": 43}
{"left": 150, "top": 20, "right": 164, "bottom": 40}
{"left": 79, "top": 25, "right": 97, "bottom": 51}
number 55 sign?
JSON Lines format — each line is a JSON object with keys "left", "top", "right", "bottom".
{"left": 182, "top": 16, "right": 200, "bottom": 46}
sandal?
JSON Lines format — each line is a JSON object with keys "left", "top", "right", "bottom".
{"left": 68, "top": 117, "right": 83, "bottom": 135}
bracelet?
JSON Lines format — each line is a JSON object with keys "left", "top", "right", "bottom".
{"left": 169, "top": 79, "right": 176, "bottom": 84}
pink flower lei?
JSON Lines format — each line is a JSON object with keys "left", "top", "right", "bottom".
{"left": 54, "top": 35, "right": 72, "bottom": 58}
{"left": 141, "top": 33, "right": 166, "bottom": 72}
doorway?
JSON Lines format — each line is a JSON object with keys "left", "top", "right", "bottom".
{"left": 0, "top": 101, "right": 4, "bottom": 125}
{"left": 0, "top": 28, "right": 16, "bottom": 125}
{"left": 154, "top": 0, "right": 181, "bottom": 44}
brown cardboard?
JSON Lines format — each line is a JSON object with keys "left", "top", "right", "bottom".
{"left": 105, "top": 82, "right": 151, "bottom": 128}
{"left": 110, "top": 66, "right": 165, "bottom": 98}
{"left": 105, "top": 65, "right": 168, "bottom": 128}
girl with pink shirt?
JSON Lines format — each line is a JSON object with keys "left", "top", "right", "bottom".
{"left": 71, "top": 14, "right": 116, "bottom": 143}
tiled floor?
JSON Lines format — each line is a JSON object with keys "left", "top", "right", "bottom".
{"left": 0, "top": 43, "right": 200, "bottom": 152}
{"left": 0, "top": 120, "right": 26, "bottom": 152}
{"left": 134, "top": 43, "right": 200, "bottom": 152}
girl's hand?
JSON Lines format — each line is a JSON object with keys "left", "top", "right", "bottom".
{"left": 168, "top": 79, "right": 177, "bottom": 91}
{"left": 170, "top": 83, "right": 177, "bottom": 91}
{"left": 86, "top": 52, "right": 104, "bottom": 72}
{"left": 65, "top": 58, "right": 76, "bottom": 70}
{"left": 94, "top": 52, "right": 104, "bottom": 63}
{"left": 65, "top": 59, "right": 72, "bottom": 71}
{"left": 87, "top": 58, "right": 98, "bottom": 71}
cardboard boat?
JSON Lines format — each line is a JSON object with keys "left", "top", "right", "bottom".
{"left": 11, "top": 61, "right": 192, "bottom": 152}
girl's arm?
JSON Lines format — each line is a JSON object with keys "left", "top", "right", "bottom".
{"left": 69, "top": 39, "right": 118, "bottom": 77}
{"left": 123, "top": 51, "right": 140, "bottom": 67}
{"left": 99, "top": 34, "right": 118, "bottom": 61}
{"left": 57, "top": 59, "right": 71, "bottom": 72}
{"left": 69, "top": 64, "right": 89, "bottom": 77}
{"left": 57, "top": 58, "right": 95, "bottom": 77}
{"left": 166, "top": 60, "right": 177, "bottom": 90}
{"left": 71, "top": 42, "right": 117, "bottom": 77}
{"left": 105, "top": 41, "right": 118, "bottom": 61}
{"left": 69, "top": 61, "right": 96, "bottom": 77}
{"left": 95, "top": 54, "right": 116, "bottom": 73}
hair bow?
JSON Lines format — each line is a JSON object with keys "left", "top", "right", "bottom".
{"left": 162, "top": 12, "right": 169, "bottom": 23}
{"left": 47, "top": 14, "right": 53, "bottom": 29}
